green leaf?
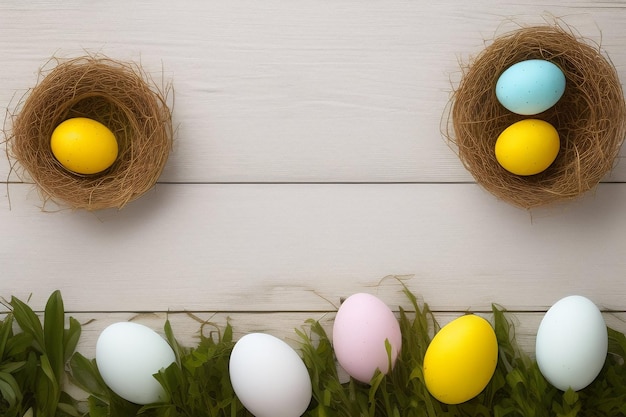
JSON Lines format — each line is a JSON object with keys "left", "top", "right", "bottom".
{"left": 58, "top": 391, "right": 82, "bottom": 417}
{"left": 108, "top": 390, "right": 142, "bottom": 416}
{"left": 35, "top": 369, "right": 52, "bottom": 415}
{"left": 9, "top": 296, "right": 44, "bottom": 352}
{"left": 20, "top": 351, "right": 39, "bottom": 391}
{"left": 562, "top": 388, "right": 578, "bottom": 406}
{"left": 223, "top": 321, "right": 233, "bottom": 344}
{"left": 39, "top": 354, "right": 57, "bottom": 385}
{"left": 57, "top": 402, "right": 80, "bottom": 417}
{"left": 368, "top": 371, "right": 385, "bottom": 416}
{"left": 3, "top": 289, "right": 626, "bottom": 417}
{"left": 5, "top": 333, "right": 33, "bottom": 358}
{"left": 63, "top": 317, "right": 81, "bottom": 364}
{"left": 0, "top": 313, "right": 14, "bottom": 360}
{"left": 154, "top": 362, "right": 184, "bottom": 401}
{"left": 608, "top": 326, "right": 626, "bottom": 359}
{"left": 163, "top": 319, "right": 182, "bottom": 366}
{"left": 0, "top": 361, "right": 26, "bottom": 374}
{"left": 37, "top": 353, "right": 60, "bottom": 416}
{"left": 68, "top": 352, "right": 108, "bottom": 399}
{"left": 384, "top": 338, "right": 393, "bottom": 375}
{"left": 0, "top": 371, "right": 21, "bottom": 408}
{"left": 43, "top": 290, "right": 65, "bottom": 381}
{"left": 87, "top": 396, "right": 109, "bottom": 417}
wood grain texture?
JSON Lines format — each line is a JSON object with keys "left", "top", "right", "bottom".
{"left": 1, "top": 0, "right": 626, "bottom": 183}
{"left": 1, "top": 0, "right": 626, "bottom": 373}
{"left": 2, "top": 182, "right": 625, "bottom": 313}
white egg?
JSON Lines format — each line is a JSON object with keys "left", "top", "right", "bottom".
{"left": 229, "top": 333, "right": 312, "bottom": 417}
{"left": 96, "top": 322, "right": 176, "bottom": 404}
{"left": 535, "top": 295, "right": 608, "bottom": 391}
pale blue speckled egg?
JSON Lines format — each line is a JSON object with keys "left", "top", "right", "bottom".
{"left": 496, "top": 59, "right": 566, "bottom": 115}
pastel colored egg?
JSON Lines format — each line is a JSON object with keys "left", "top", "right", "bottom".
{"left": 496, "top": 59, "right": 566, "bottom": 115}
{"left": 50, "top": 117, "right": 118, "bottom": 174}
{"left": 495, "top": 119, "right": 560, "bottom": 176}
{"left": 332, "top": 293, "right": 402, "bottom": 383}
{"left": 229, "top": 333, "right": 312, "bottom": 417}
{"left": 536, "top": 295, "right": 608, "bottom": 391}
{"left": 96, "top": 322, "right": 176, "bottom": 404}
{"left": 423, "top": 315, "right": 498, "bottom": 404}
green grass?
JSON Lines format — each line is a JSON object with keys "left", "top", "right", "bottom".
{"left": 2, "top": 290, "right": 625, "bottom": 417}
{"left": 1, "top": 291, "right": 81, "bottom": 417}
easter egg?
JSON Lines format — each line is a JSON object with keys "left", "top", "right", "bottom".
{"left": 332, "top": 293, "right": 402, "bottom": 383}
{"left": 96, "top": 322, "right": 176, "bottom": 404}
{"left": 50, "top": 117, "right": 118, "bottom": 174}
{"left": 496, "top": 59, "right": 566, "bottom": 115}
{"left": 536, "top": 295, "right": 608, "bottom": 391}
{"left": 423, "top": 315, "right": 498, "bottom": 404}
{"left": 229, "top": 333, "right": 312, "bottom": 417}
{"left": 495, "top": 119, "right": 560, "bottom": 176}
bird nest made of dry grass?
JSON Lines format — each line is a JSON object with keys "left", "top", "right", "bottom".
{"left": 6, "top": 56, "right": 173, "bottom": 210}
{"left": 446, "top": 24, "right": 626, "bottom": 209}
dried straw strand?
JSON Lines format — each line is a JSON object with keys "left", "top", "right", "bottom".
{"left": 7, "top": 56, "right": 173, "bottom": 210}
{"left": 446, "top": 25, "right": 626, "bottom": 208}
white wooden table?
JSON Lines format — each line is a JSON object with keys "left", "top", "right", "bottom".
{"left": 1, "top": 1, "right": 626, "bottom": 360}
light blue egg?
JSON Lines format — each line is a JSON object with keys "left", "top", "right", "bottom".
{"left": 495, "top": 59, "right": 566, "bottom": 115}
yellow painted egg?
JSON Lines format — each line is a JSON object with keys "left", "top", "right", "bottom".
{"left": 494, "top": 119, "right": 560, "bottom": 176}
{"left": 51, "top": 117, "right": 118, "bottom": 175}
{"left": 423, "top": 315, "right": 498, "bottom": 405}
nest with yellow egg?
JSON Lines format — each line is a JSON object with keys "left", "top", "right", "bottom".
{"left": 446, "top": 24, "right": 626, "bottom": 209}
{"left": 7, "top": 56, "right": 173, "bottom": 210}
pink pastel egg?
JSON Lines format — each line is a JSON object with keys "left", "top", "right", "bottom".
{"left": 332, "top": 293, "right": 402, "bottom": 383}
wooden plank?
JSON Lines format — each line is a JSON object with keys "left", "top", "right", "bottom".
{"left": 2, "top": 182, "right": 625, "bottom": 313}
{"left": 1, "top": 1, "right": 626, "bottom": 183}
{"left": 1, "top": 2, "right": 625, "bottom": 407}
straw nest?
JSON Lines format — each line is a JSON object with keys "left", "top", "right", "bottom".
{"left": 7, "top": 56, "right": 173, "bottom": 210}
{"left": 446, "top": 25, "right": 626, "bottom": 209}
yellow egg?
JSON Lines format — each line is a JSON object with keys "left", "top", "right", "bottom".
{"left": 495, "top": 119, "right": 559, "bottom": 176}
{"left": 50, "top": 117, "right": 118, "bottom": 175}
{"left": 423, "top": 315, "right": 498, "bottom": 404}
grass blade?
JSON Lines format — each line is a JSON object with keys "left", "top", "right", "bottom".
{"left": 69, "top": 352, "right": 108, "bottom": 400}
{"left": 36, "top": 354, "right": 60, "bottom": 416}
{"left": 63, "top": 317, "right": 81, "bottom": 364}
{"left": 5, "top": 332, "right": 33, "bottom": 358}
{"left": 43, "top": 290, "right": 65, "bottom": 380}
{"left": 0, "top": 313, "right": 14, "bottom": 360}
{"left": 0, "top": 370, "right": 21, "bottom": 408}
{"left": 9, "top": 296, "right": 44, "bottom": 352}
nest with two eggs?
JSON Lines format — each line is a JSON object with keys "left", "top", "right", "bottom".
{"left": 449, "top": 25, "right": 626, "bottom": 209}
